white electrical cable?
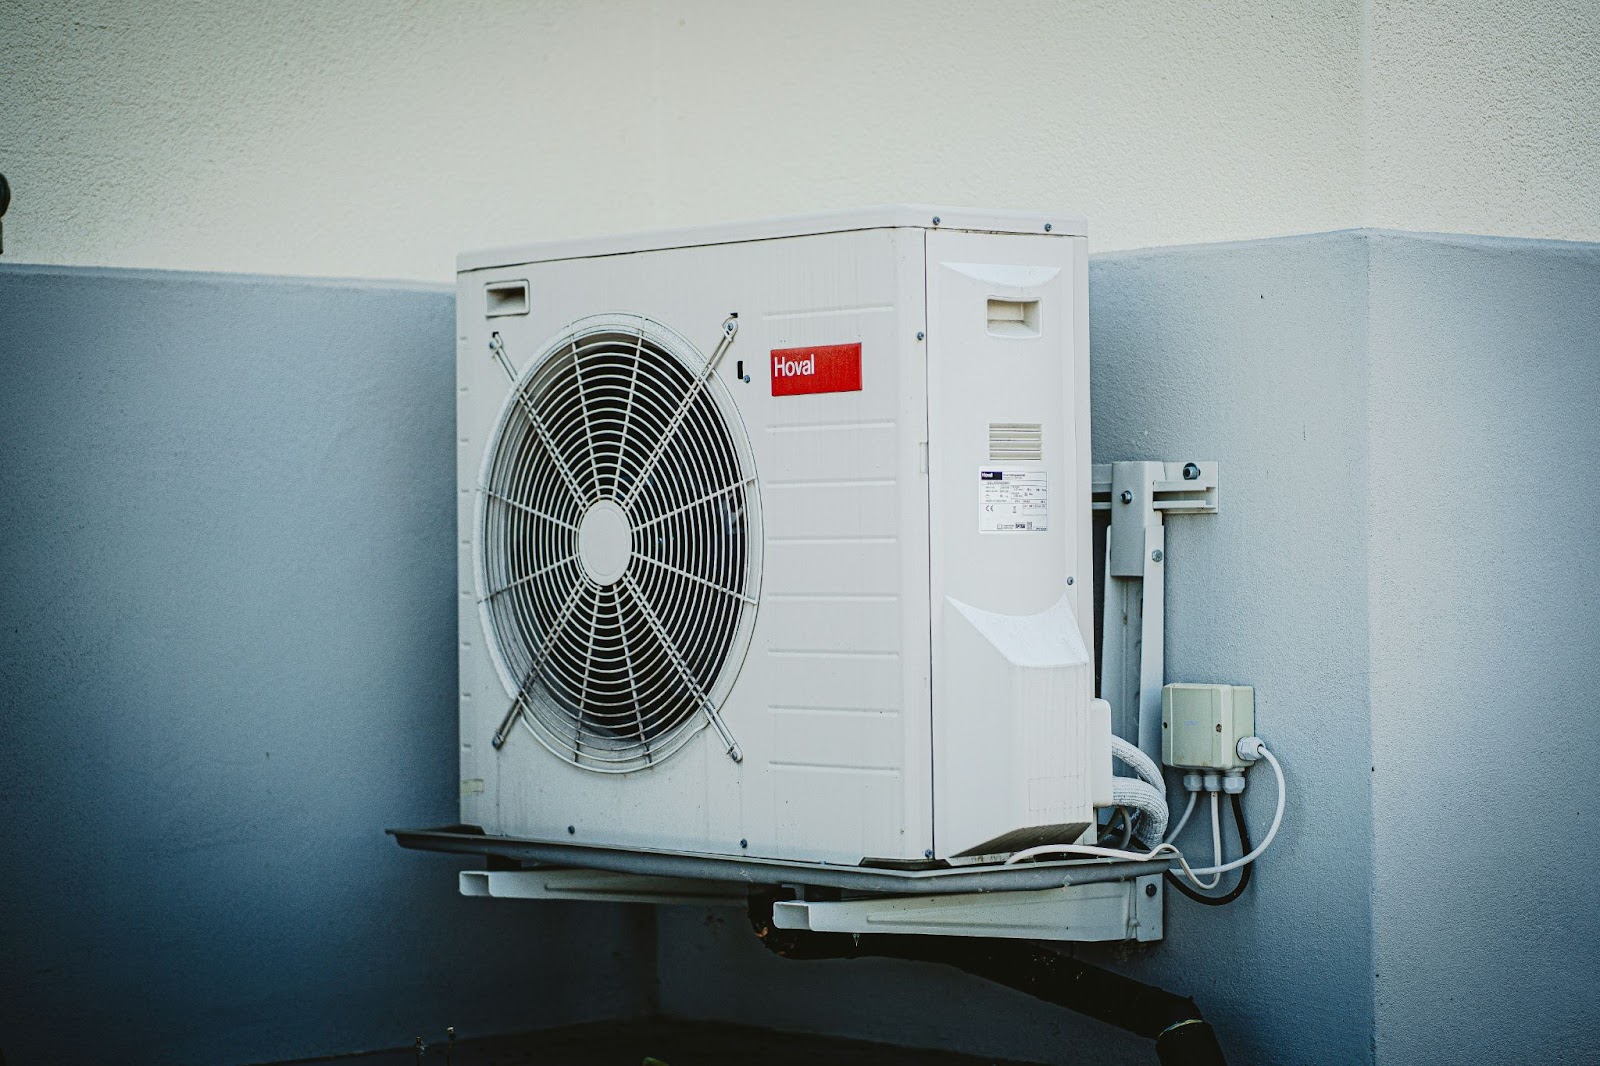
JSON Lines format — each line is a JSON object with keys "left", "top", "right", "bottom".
{"left": 1164, "top": 792, "right": 1199, "bottom": 843}
{"left": 1180, "top": 746, "right": 1285, "bottom": 879}
{"left": 1003, "top": 840, "right": 1187, "bottom": 866}
{"left": 1000, "top": 839, "right": 1223, "bottom": 891}
{"left": 1006, "top": 739, "right": 1287, "bottom": 889}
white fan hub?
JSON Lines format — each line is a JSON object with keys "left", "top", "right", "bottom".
{"left": 577, "top": 499, "right": 631, "bottom": 585}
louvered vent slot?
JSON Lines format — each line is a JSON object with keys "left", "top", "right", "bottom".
{"left": 989, "top": 422, "right": 1043, "bottom": 462}
{"left": 478, "top": 316, "right": 761, "bottom": 773}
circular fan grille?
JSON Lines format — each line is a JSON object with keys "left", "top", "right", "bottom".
{"left": 477, "top": 314, "right": 760, "bottom": 773}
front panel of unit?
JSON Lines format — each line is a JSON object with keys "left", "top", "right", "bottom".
{"left": 924, "top": 230, "right": 1096, "bottom": 858}
{"left": 456, "top": 228, "right": 934, "bottom": 864}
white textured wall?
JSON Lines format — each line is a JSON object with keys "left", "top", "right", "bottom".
{"left": 1, "top": 0, "right": 1595, "bottom": 280}
{"left": 1365, "top": 0, "right": 1600, "bottom": 239}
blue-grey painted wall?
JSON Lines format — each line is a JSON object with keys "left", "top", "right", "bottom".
{"left": 1088, "top": 231, "right": 1378, "bottom": 1059}
{"left": 0, "top": 266, "right": 655, "bottom": 1066}
{"left": 1365, "top": 234, "right": 1600, "bottom": 1062}
{"left": 653, "top": 231, "right": 1600, "bottom": 1063}
{"left": 5, "top": 231, "right": 1596, "bottom": 1066}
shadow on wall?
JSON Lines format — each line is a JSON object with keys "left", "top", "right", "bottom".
{"left": 0, "top": 266, "right": 656, "bottom": 1066}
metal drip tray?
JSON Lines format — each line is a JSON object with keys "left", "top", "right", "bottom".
{"left": 387, "top": 825, "right": 1155, "bottom": 896}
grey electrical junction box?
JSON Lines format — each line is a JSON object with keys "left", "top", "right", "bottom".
{"left": 1161, "top": 684, "right": 1255, "bottom": 770}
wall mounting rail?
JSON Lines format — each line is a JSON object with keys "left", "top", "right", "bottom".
{"left": 1091, "top": 461, "right": 1219, "bottom": 515}
{"left": 1095, "top": 461, "right": 1219, "bottom": 763}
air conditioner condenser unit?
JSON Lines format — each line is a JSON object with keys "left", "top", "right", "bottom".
{"left": 455, "top": 207, "right": 1110, "bottom": 868}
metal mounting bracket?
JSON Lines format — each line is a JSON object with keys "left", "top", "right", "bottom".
{"left": 460, "top": 868, "right": 747, "bottom": 907}
{"left": 393, "top": 825, "right": 1172, "bottom": 942}
{"left": 1093, "top": 461, "right": 1219, "bottom": 765}
{"left": 454, "top": 865, "right": 1161, "bottom": 944}
{"left": 771, "top": 875, "right": 1164, "bottom": 943}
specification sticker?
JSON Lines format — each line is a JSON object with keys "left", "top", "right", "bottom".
{"left": 979, "top": 469, "right": 1048, "bottom": 532}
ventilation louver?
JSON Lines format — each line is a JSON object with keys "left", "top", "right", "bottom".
{"left": 477, "top": 314, "right": 761, "bottom": 773}
{"left": 989, "top": 422, "right": 1044, "bottom": 462}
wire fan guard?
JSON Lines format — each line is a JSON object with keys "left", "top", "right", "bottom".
{"left": 476, "top": 314, "right": 761, "bottom": 773}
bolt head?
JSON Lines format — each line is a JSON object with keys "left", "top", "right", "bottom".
{"left": 1145, "top": 882, "right": 1158, "bottom": 898}
{"left": 1120, "top": 489, "right": 1133, "bottom": 504}
{"left": 916, "top": 331, "right": 925, "bottom": 341}
{"left": 1182, "top": 462, "right": 1201, "bottom": 481}
{"left": 567, "top": 825, "right": 576, "bottom": 834}
{"left": 924, "top": 848, "right": 935, "bottom": 859}
{"left": 1152, "top": 549, "right": 1163, "bottom": 562}
{"left": 931, "top": 216, "right": 940, "bottom": 226}
{"left": 1044, "top": 222, "right": 1053, "bottom": 232}
{"left": 1066, "top": 576, "right": 1075, "bottom": 585}
{"left": 739, "top": 838, "right": 748, "bottom": 849}
{"left": 742, "top": 374, "right": 751, "bottom": 384}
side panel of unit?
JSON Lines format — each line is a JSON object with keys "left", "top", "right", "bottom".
{"left": 456, "top": 284, "right": 497, "bottom": 833}
{"left": 456, "top": 229, "right": 932, "bottom": 863}
{"left": 924, "top": 231, "right": 1097, "bottom": 859}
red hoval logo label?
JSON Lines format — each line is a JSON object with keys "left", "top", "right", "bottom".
{"left": 770, "top": 343, "right": 862, "bottom": 396}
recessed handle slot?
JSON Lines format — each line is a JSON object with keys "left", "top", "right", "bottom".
{"left": 987, "top": 297, "right": 1040, "bottom": 338}
{"left": 485, "top": 280, "right": 529, "bottom": 317}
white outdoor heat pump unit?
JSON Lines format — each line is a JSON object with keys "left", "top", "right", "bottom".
{"left": 455, "top": 207, "right": 1110, "bottom": 867}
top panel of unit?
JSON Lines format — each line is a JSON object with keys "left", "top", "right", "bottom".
{"left": 457, "top": 205, "right": 1087, "bottom": 273}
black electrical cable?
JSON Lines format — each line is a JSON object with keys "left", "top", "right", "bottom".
{"left": 1166, "top": 791, "right": 1253, "bottom": 906}
{"left": 1098, "top": 804, "right": 1132, "bottom": 847}
{"left": 1098, "top": 807, "right": 1115, "bottom": 845}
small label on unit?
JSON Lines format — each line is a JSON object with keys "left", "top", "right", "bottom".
{"left": 979, "top": 469, "right": 1048, "bottom": 532}
{"left": 460, "top": 778, "right": 485, "bottom": 796}
{"left": 770, "top": 343, "right": 862, "bottom": 396}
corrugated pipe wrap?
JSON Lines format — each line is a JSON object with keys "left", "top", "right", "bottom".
{"left": 1113, "top": 775, "right": 1169, "bottom": 844}
{"left": 1110, "top": 735, "right": 1169, "bottom": 844}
